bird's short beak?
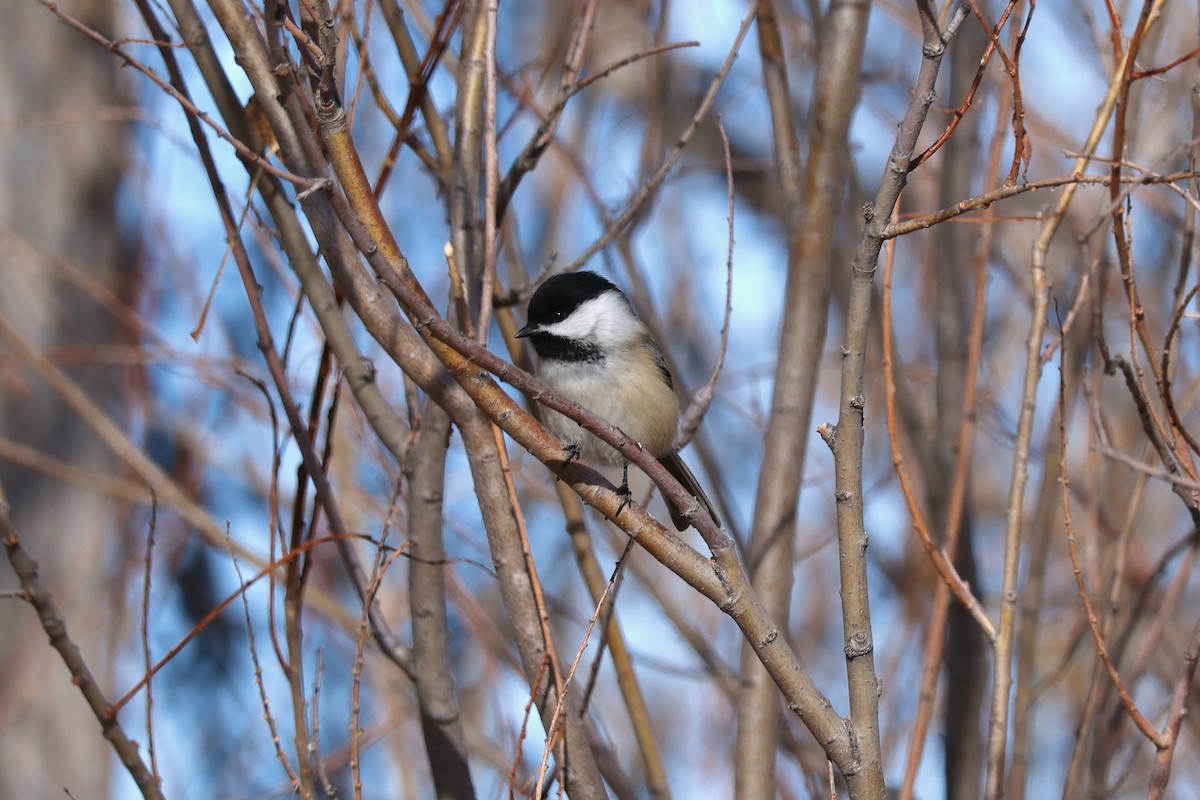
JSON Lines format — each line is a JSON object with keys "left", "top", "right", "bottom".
{"left": 515, "top": 323, "right": 535, "bottom": 338}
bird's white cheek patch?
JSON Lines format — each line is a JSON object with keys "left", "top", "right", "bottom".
{"left": 540, "top": 292, "right": 635, "bottom": 344}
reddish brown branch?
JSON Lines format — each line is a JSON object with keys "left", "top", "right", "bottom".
{"left": 1132, "top": 46, "right": 1200, "bottom": 79}
{"left": 1057, "top": 333, "right": 1166, "bottom": 748}
{"left": 1147, "top": 614, "right": 1200, "bottom": 797}
{"left": 909, "top": 0, "right": 1021, "bottom": 171}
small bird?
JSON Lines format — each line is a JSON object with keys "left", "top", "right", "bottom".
{"left": 516, "top": 270, "right": 721, "bottom": 531}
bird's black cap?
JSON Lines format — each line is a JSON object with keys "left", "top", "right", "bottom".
{"left": 518, "top": 270, "right": 621, "bottom": 334}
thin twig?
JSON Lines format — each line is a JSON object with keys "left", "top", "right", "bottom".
{"left": 1057, "top": 327, "right": 1165, "bottom": 748}
{"left": 496, "top": 22, "right": 692, "bottom": 226}
{"left": 901, "top": 64, "right": 1009, "bottom": 797}
{"left": 140, "top": 494, "right": 160, "bottom": 785}
{"left": 110, "top": 533, "right": 376, "bottom": 715}
{"left": 1147, "top": 614, "right": 1200, "bottom": 796}
{"left": 310, "top": 649, "right": 337, "bottom": 797}
{"left": 1132, "top": 45, "right": 1200, "bottom": 79}
{"left": 880, "top": 208, "right": 996, "bottom": 640}
{"left": 350, "top": 525, "right": 406, "bottom": 800}
{"left": 884, "top": 170, "right": 1200, "bottom": 239}
{"left": 678, "top": 114, "right": 735, "bottom": 446}
{"left": 908, "top": 0, "right": 1021, "bottom": 170}
{"left": 1092, "top": 443, "right": 1200, "bottom": 491}
{"left": 373, "top": 0, "right": 462, "bottom": 196}
{"left": 561, "top": 485, "right": 669, "bottom": 798}
{"left": 532, "top": 551, "right": 622, "bottom": 798}
{"left": 982, "top": 144, "right": 1051, "bottom": 800}
{"left": 0, "top": 487, "right": 165, "bottom": 800}
{"left": 226, "top": 526, "right": 307, "bottom": 797}
{"left": 559, "top": 4, "right": 757, "bottom": 275}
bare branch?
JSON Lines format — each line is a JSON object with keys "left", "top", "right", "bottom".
{"left": 0, "top": 490, "right": 165, "bottom": 800}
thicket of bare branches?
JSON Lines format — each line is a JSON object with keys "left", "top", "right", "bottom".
{"left": 3, "top": 0, "right": 1200, "bottom": 798}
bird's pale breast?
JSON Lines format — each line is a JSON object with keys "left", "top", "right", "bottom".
{"left": 539, "top": 346, "right": 678, "bottom": 464}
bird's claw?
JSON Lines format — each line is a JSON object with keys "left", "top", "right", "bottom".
{"left": 615, "top": 483, "right": 632, "bottom": 517}
{"left": 615, "top": 463, "right": 632, "bottom": 517}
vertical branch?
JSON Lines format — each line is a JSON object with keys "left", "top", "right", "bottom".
{"left": 1008, "top": 288, "right": 1091, "bottom": 800}
{"left": 735, "top": 0, "right": 868, "bottom": 794}
{"left": 1110, "top": 0, "right": 1172, "bottom": 391}
{"left": 980, "top": 171, "right": 1051, "bottom": 800}
{"left": 281, "top": 449, "right": 317, "bottom": 798}
{"left": 310, "top": 649, "right": 335, "bottom": 797}
{"left": 930, "top": 12, "right": 991, "bottom": 796}
{"left": 139, "top": 496, "right": 160, "bottom": 785}
{"left": 227, "top": 523, "right": 307, "bottom": 798}
{"left": 826, "top": 4, "right": 967, "bottom": 796}
{"left": 407, "top": 404, "right": 477, "bottom": 799}
{"left": 476, "top": 0, "right": 499, "bottom": 340}
{"left": 451, "top": 0, "right": 487, "bottom": 306}
{"left": 559, "top": 484, "right": 672, "bottom": 800}
{"left": 350, "top": 525, "right": 406, "bottom": 800}
{"left": 454, "top": 420, "right": 610, "bottom": 800}
{"left": 902, "top": 46, "right": 1006, "bottom": 800}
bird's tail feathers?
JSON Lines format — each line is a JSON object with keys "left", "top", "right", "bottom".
{"left": 657, "top": 451, "right": 721, "bottom": 532}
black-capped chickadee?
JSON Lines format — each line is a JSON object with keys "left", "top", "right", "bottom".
{"left": 516, "top": 270, "right": 721, "bottom": 531}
